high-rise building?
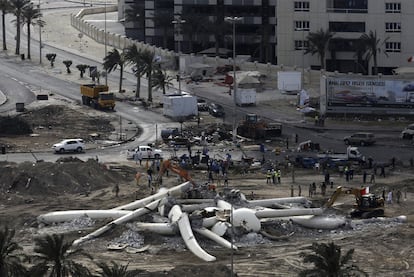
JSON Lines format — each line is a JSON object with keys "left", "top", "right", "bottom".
{"left": 277, "top": 0, "right": 414, "bottom": 74}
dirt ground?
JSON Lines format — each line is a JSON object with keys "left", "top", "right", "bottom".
{"left": 0, "top": 104, "right": 414, "bottom": 276}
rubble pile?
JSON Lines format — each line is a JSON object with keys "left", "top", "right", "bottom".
{"left": 0, "top": 159, "right": 131, "bottom": 197}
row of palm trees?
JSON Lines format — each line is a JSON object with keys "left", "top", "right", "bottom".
{"left": 103, "top": 45, "right": 173, "bottom": 103}
{"left": 1, "top": 226, "right": 367, "bottom": 276}
{"left": 0, "top": 0, "right": 43, "bottom": 59}
{"left": 306, "top": 28, "right": 387, "bottom": 75}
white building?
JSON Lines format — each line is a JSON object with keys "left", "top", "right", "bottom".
{"left": 277, "top": 0, "right": 414, "bottom": 74}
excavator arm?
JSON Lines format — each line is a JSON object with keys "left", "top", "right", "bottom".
{"left": 157, "top": 160, "right": 194, "bottom": 185}
{"left": 325, "top": 186, "right": 362, "bottom": 208}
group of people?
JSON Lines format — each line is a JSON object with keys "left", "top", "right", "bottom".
{"left": 266, "top": 169, "right": 282, "bottom": 184}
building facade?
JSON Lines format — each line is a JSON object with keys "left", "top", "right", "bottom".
{"left": 277, "top": 0, "right": 414, "bottom": 74}
{"left": 119, "top": 0, "right": 277, "bottom": 64}
{"left": 118, "top": 0, "right": 414, "bottom": 74}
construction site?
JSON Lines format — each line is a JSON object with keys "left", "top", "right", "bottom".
{"left": 0, "top": 99, "right": 413, "bottom": 276}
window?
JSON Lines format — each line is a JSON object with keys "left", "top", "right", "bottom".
{"left": 329, "top": 22, "right": 365, "bottom": 32}
{"left": 294, "top": 21, "right": 310, "bottom": 31}
{"left": 385, "top": 42, "right": 401, "bottom": 52}
{"left": 385, "top": 2, "right": 401, "bottom": 13}
{"left": 294, "top": 1, "right": 310, "bottom": 12}
{"left": 385, "top": 22, "right": 401, "bottom": 32}
{"left": 295, "top": 40, "right": 309, "bottom": 50}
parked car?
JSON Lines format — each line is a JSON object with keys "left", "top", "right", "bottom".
{"left": 126, "top": 145, "right": 163, "bottom": 160}
{"left": 401, "top": 123, "right": 414, "bottom": 139}
{"left": 343, "top": 132, "right": 375, "bottom": 146}
{"left": 208, "top": 103, "right": 225, "bottom": 117}
{"left": 52, "top": 139, "right": 85, "bottom": 153}
{"left": 197, "top": 99, "right": 208, "bottom": 111}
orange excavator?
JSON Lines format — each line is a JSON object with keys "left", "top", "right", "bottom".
{"left": 325, "top": 186, "right": 385, "bottom": 218}
{"left": 155, "top": 160, "right": 217, "bottom": 198}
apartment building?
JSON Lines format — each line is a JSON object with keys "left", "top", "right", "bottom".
{"left": 119, "top": 0, "right": 277, "bottom": 64}
{"left": 277, "top": 0, "right": 414, "bottom": 74}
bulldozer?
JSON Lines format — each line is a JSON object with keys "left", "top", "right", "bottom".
{"left": 325, "top": 186, "right": 385, "bottom": 218}
{"left": 237, "top": 114, "right": 282, "bottom": 139}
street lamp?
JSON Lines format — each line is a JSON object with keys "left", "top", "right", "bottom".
{"left": 37, "top": 0, "right": 42, "bottom": 64}
{"left": 104, "top": 0, "right": 108, "bottom": 86}
{"left": 225, "top": 16, "right": 242, "bottom": 143}
{"left": 172, "top": 17, "right": 186, "bottom": 95}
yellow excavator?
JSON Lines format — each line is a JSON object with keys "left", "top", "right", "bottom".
{"left": 325, "top": 186, "right": 385, "bottom": 218}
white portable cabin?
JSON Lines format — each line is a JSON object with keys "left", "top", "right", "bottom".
{"left": 163, "top": 94, "right": 198, "bottom": 118}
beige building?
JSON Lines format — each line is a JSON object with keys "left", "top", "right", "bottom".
{"left": 277, "top": 0, "right": 414, "bottom": 75}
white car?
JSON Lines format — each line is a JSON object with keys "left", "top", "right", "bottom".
{"left": 52, "top": 139, "right": 85, "bottom": 153}
{"left": 127, "top": 145, "right": 163, "bottom": 160}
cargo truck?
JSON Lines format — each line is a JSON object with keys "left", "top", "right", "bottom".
{"left": 80, "top": 84, "right": 115, "bottom": 110}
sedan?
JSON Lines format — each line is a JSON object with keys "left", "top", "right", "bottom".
{"left": 208, "top": 103, "right": 225, "bottom": 117}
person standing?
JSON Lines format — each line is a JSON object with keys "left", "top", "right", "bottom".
{"left": 298, "top": 184, "right": 302, "bottom": 196}
{"left": 266, "top": 170, "right": 272, "bottom": 184}
{"left": 271, "top": 169, "right": 276, "bottom": 184}
{"left": 147, "top": 174, "right": 152, "bottom": 188}
{"left": 387, "top": 190, "right": 393, "bottom": 204}
{"left": 363, "top": 170, "right": 367, "bottom": 184}
{"left": 112, "top": 184, "right": 119, "bottom": 197}
{"left": 396, "top": 190, "right": 402, "bottom": 204}
{"left": 277, "top": 169, "right": 281, "bottom": 184}
{"left": 308, "top": 183, "right": 313, "bottom": 197}
{"left": 290, "top": 185, "right": 294, "bottom": 197}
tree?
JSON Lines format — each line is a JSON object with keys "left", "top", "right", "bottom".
{"left": 62, "top": 60, "right": 72, "bottom": 74}
{"left": 76, "top": 64, "right": 88, "bottom": 78}
{"left": 22, "top": 3, "right": 42, "bottom": 59}
{"left": 0, "top": 226, "right": 27, "bottom": 276}
{"left": 124, "top": 44, "right": 145, "bottom": 99}
{"left": 306, "top": 28, "right": 334, "bottom": 70}
{"left": 353, "top": 39, "right": 368, "bottom": 74}
{"left": 45, "top": 53, "right": 56, "bottom": 67}
{"left": 9, "top": 0, "right": 30, "bottom": 55}
{"left": 0, "top": 0, "right": 13, "bottom": 51}
{"left": 360, "top": 30, "right": 387, "bottom": 75}
{"left": 299, "top": 242, "right": 368, "bottom": 277}
{"left": 152, "top": 68, "right": 173, "bottom": 95}
{"left": 103, "top": 48, "right": 125, "bottom": 94}
{"left": 29, "top": 234, "right": 92, "bottom": 277}
{"left": 95, "top": 261, "right": 143, "bottom": 277}
{"left": 138, "top": 49, "right": 157, "bottom": 102}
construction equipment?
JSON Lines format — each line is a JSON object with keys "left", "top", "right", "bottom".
{"left": 80, "top": 84, "right": 115, "bottom": 110}
{"left": 325, "top": 186, "right": 385, "bottom": 218}
{"left": 156, "top": 160, "right": 217, "bottom": 199}
{"left": 237, "top": 114, "right": 282, "bottom": 139}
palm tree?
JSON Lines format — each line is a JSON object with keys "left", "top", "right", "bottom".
{"left": 9, "top": 0, "right": 30, "bottom": 55}
{"left": 0, "top": 0, "right": 13, "bottom": 51}
{"left": 299, "top": 242, "right": 368, "bottom": 277}
{"left": 0, "top": 226, "right": 28, "bottom": 276}
{"left": 96, "top": 261, "right": 143, "bottom": 277}
{"left": 22, "top": 3, "right": 42, "bottom": 59}
{"left": 29, "top": 234, "right": 92, "bottom": 277}
{"left": 139, "top": 49, "right": 157, "bottom": 102}
{"left": 360, "top": 30, "right": 387, "bottom": 75}
{"left": 124, "top": 44, "right": 145, "bottom": 99}
{"left": 353, "top": 39, "right": 368, "bottom": 74}
{"left": 306, "top": 28, "right": 334, "bottom": 70}
{"left": 103, "top": 48, "right": 125, "bottom": 93}
{"left": 152, "top": 68, "right": 173, "bottom": 95}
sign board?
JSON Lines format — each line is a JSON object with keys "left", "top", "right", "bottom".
{"left": 325, "top": 76, "right": 414, "bottom": 109}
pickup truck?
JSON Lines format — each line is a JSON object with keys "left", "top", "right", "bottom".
{"left": 126, "top": 145, "right": 163, "bottom": 160}
{"left": 317, "top": 146, "right": 364, "bottom": 162}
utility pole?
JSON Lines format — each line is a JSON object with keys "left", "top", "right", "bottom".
{"left": 172, "top": 17, "right": 186, "bottom": 95}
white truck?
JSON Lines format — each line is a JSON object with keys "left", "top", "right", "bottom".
{"left": 317, "top": 146, "right": 364, "bottom": 162}
{"left": 277, "top": 71, "right": 302, "bottom": 92}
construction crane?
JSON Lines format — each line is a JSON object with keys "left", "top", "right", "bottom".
{"left": 325, "top": 186, "right": 385, "bottom": 218}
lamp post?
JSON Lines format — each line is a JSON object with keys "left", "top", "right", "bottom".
{"left": 104, "top": 0, "right": 108, "bottom": 86}
{"left": 172, "top": 17, "right": 186, "bottom": 95}
{"left": 38, "top": 0, "right": 42, "bottom": 64}
{"left": 225, "top": 16, "right": 242, "bottom": 143}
